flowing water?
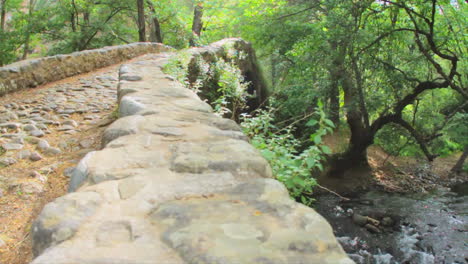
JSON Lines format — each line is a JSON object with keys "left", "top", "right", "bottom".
{"left": 314, "top": 183, "right": 468, "bottom": 264}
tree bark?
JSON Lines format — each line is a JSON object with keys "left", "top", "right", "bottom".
{"left": 451, "top": 145, "right": 468, "bottom": 174}
{"left": 327, "top": 41, "right": 343, "bottom": 128}
{"left": 189, "top": 3, "right": 203, "bottom": 47}
{"left": 146, "top": 0, "right": 162, "bottom": 43}
{"left": 0, "top": 0, "right": 6, "bottom": 31}
{"left": 70, "top": 0, "right": 77, "bottom": 32}
{"left": 83, "top": 12, "right": 90, "bottom": 27}
{"left": 22, "top": 0, "right": 35, "bottom": 60}
{"left": 137, "top": 0, "right": 146, "bottom": 42}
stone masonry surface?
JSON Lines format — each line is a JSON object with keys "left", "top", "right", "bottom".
{"left": 0, "top": 43, "right": 173, "bottom": 96}
{"left": 29, "top": 41, "right": 354, "bottom": 264}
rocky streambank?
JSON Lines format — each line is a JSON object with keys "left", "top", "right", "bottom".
{"left": 314, "top": 183, "right": 468, "bottom": 264}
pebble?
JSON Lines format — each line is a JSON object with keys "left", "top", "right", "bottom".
{"left": 0, "top": 157, "right": 17, "bottom": 166}
{"left": 44, "top": 147, "right": 62, "bottom": 155}
{"left": 17, "top": 150, "right": 32, "bottom": 159}
{"left": 79, "top": 139, "right": 94, "bottom": 149}
{"left": 1, "top": 143, "right": 23, "bottom": 150}
{"left": 30, "top": 171, "right": 42, "bottom": 178}
{"left": 0, "top": 123, "right": 20, "bottom": 129}
{"left": 57, "top": 125, "right": 75, "bottom": 131}
{"left": 11, "top": 137, "right": 25, "bottom": 144}
{"left": 37, "top": 140, "right": 50, "bottom": 150}
{"left": 62, "top": 120, "right": 78, "bottom": 127}
{"left": 29, "top": 130, "right": 45, "bottom": 137}
{"left": 30, "top": 152, "right": 43, "bottom": 161}
{"left": 23, "top": 124, "right": 37, "bottom": 131}
{"left": 36, "top": 123, "right": 48, "bottom": 130}
{"left": 21, "top": 181, "right": 44, "bottom": 194}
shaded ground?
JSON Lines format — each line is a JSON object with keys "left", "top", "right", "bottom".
{"left": 321, "top": 131, "right": 467, "bottom": 194}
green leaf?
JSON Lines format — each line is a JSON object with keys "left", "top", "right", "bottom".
{"left": 306, "top": 119, "right": 318, "bottom": 127}
{"left": 321, "top": 145, "right": 332, "bottom": 155}
{"left": 314, "top": 135, "right": 322, "bottom": 144}
{"left": 310, "top": 133, "right": 317, "bottom": 141}
{"left": 305, "top": 157, "right": 316, "bottom": 168}
{"left": 317, "top": 100, "right": 323, "bottom": 108}
{"left": 261, "top": 149, "right": 275, "bottom": 160}
{"left": 316, "top": 163, "right": 323, "bottom": 171}
{"left": 324, "top": 119, "right": 335, "bottom": 128}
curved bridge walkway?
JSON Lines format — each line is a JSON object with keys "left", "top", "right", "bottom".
{"left": 1, "top": 43, "right": 353, "bottom": 264}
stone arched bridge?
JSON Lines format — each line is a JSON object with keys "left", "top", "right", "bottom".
{"left": 0, "top": 39, "right": 353, "bottom": 264}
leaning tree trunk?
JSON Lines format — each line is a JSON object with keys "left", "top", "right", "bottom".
{"left": 451, "top": 145, "right": 468, "bottom": 174}
{"left": 329, "top": 67, "right": 372, "bottom": 177}
{"left": 137, "top": 0, "right": 146, "bottom": 42}
{"left": 189, "top": 3, "right": 203, "bottom": 47}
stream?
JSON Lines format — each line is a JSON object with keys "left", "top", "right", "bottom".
{"left": 314, "top": 183, "right": 468, "bottom": 264}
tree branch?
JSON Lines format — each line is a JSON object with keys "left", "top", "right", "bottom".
{"left": 275, "top": 5, "right": 319, "bottom": 20}
{"left": 394, "top": 117, "right": 437, "bottom": 161}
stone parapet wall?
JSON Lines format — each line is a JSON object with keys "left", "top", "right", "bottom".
{"left": 0, "top": 43, "right": 173, "bottom": 96}
{"left": 29, "top": 41, "right": 354, "bottom": 264}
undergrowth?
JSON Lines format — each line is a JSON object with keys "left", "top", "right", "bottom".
{"left": 241, "top": 101, "right": 334, "bottom": 205}
{"left": 163, "top": 51, "right": 334, "bottom": 205}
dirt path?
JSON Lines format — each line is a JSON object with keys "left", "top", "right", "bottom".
{"left": 0, "top": 56, "right": 151, "bottom": 264}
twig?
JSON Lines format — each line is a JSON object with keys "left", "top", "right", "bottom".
{"left": 14, "top": 232, "right": 29, "bottom": 248}
{"left": 316, "top": 184, "right": 350, "bottom": 201}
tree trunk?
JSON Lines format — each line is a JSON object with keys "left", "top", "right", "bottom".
{"left": 328, "top": 75, "right": 340, "bottom": 127}
{"left": 146, "top": 1, "right": 162, "bottom": 43}
{"left": 329, "top": 62, "right": 373, "bottom": 176}
{"left": 0, "top": 0, "right": 6, "bottom": 31}
{"left": 83, "top": 12, "right": 90, "bottom": 27}
{"left": 22, "top": 0, "right": 34, "bottom": 60}
{"left": 71, "top": 13, "right": 76, "bottom": 32}
{"left": 327, "top": 41, "right": 344, "bottom": 128}
{"left": 271, "top": 55, "right": 276, "bottom": 88}
{"left": 189, "top": 3, "right": 203, "bottom": 47}
{"left": 451, "top": 145, "right": 468, "bottom": 174}
{"left": 70, "top": 0, "right": 78, "bottom": 32}
{"left": 137, "top": 0, "right": 146, "bottom": 42}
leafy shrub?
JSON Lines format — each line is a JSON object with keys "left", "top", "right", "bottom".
{"left": 163, "top": 51, "right": 250, "bottom": 119}
{"left": 241, "top": 102, "right": 334, "bottom": 205}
